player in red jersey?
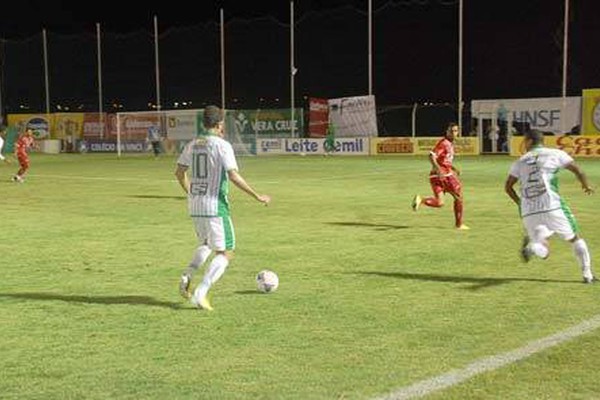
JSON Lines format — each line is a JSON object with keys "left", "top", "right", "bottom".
{"left": 12, "top": 128, "right": 35, "bottom": 183}
{"left": 411, "top": 122, "right": 469, "bottom": 230}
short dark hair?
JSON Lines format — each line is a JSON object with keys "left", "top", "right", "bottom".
{"left": 525, "top": 129, "right": 544, "bottom": 145}
{"left": 203, "top": 105, "right": 223, "bottom": 129}
{"left": 444, "top": 122, "right": 458, "bottom": 136}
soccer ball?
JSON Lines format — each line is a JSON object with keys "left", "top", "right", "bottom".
{"left": 256, "top": 270, "right": 279, "bottom": 293}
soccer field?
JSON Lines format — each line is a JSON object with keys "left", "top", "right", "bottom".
{"left": 1, "top": 153, "right": 599, "bottom": 399}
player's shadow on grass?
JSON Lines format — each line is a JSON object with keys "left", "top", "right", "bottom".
{"left": 357, "top": 271, "right": 576, "bottom": 290}
{"left": 128, "top": 195, "right": 186, "bottom": 200}
{"left": 0, "top": 292, "right": 183, "bottom": 309}
{"left": 327, "top": 222, "right": 409, "bottom": 231}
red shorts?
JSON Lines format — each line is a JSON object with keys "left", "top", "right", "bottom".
{"left": 429, "top": 174, "right": 462, "bottom": 196}
{"left": 17, "top": 154, "right": 30, "bottom": 169}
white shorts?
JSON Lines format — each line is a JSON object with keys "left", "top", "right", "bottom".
{"left": 192, "top": 216, "right": 236, "bottom": 251}
{"left": 522, "top": 208, "right": 579, "bottom": 241}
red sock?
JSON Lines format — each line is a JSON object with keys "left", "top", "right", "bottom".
{"left": 423, "top": 197, "right": 442, "bottom": 208}
{"left": 454, "top": 199, "right": 463, "bottom": 227}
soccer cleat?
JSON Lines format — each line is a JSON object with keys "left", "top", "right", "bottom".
{"left": 191, "top": 295, "right": 213, "bottom": 311}
{"left": 179, "top": 274, "right": 191, "bottom": 299}
{"left": 411, "top": 195, "right": 422, "bottom": 212}
{"left": 456, "top": 224, "right": 470, "bottom": 230}
{"left": 520, "top": 236, "right": 531, "bottom": 263}
{"left": 583, "top": 276, "right": 597, "bottom": 284}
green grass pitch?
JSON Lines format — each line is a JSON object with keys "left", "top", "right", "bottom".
{"left": 1, "top": 153, "right": 599, "bottom": 399}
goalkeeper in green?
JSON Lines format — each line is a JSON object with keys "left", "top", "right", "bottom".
{"left": 324, "top": 123, "right": 336, "bottom": 155}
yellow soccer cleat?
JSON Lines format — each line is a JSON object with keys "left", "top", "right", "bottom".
{"left": 191, "top": 295, "right": 214, "bottom": 311}
{"left": 411, "top": 195, "right": 422, "bottom": 212}
{"left": 456, "top": 224, "right": 470, "bottom": 230}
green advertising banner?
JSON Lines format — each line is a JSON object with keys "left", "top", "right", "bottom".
{"left": 228, "top": 108, "right": 304, "bottom": 137}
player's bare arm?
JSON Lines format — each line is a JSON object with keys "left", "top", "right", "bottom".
{"left": 504, "top": 174, "right": 520, "bottom": 206}
{"left": 228, "top": 169, "right": 271, "bottom": 205}
{"left": 428, "top": 152, "right": 441, "bottom": 175}
{"left": 175, "top": 164, "right": 190, "bottom": 194}
{"left": 565, "top": 162, "right": 594, "bottom": 195}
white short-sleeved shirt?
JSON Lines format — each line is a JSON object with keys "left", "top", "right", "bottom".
{"left": 508, "top": 146, "right": 573, "bottom": 217}
{"left": 148, "top": 126, "right": 160, "bottom": 142}
{"left": 177, "top": 135, "right": 238, "bottom": 217}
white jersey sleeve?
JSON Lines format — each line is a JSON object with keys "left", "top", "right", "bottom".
{"left": 176, "top": 140, "right": 193, "bottom": 167}
{"left": 221, "top": 140, "right": 238, "bottom": 172}
{"left": 555, "top": 149, "right": 574, "bottom": 168}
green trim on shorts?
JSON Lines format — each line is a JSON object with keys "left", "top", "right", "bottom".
{"left": 559, "top": 198, "right": 580, "bottom": 234}
{"left": 223, "top": 216, "right": 235, "bottom": 250}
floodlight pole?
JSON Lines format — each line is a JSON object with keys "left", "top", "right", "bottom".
{"left": 457, "top": 0, "right": 463, "bottom": 135}
{"left": 0, "top": 40, "right": 3, "bottom": 122}
{"left": 290, "top": 1, "right": 296, "bottom": 138}
{"left": 562, "top": 0, "right": 569, "bottom": 98}
{"left": 368, "top": 0, "right": 373, "bottom": 96}
{"left": 42, "top": 29, "right": 51, "bottom": 115}
{"left": 97, "top": 23, "right": 104, "bottom": 139}
{"left": 154, "top": 15, "right": 161, "bottom": 111}
{"left": 560, "top": 0, "right": 570, "bottom": 134}
{"left": 220, "top": 8, "right": 226, "bottom": 110}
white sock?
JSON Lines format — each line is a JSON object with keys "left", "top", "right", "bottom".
{"left": 572, "top": 239, "right": 593, "bottom": 278}
{"left": 183, "top": 245, "right": 211, "bottom": 277}
{"left": 193, "top": 254, "right": 229, "bottom": 300}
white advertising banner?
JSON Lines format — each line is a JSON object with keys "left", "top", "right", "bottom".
{"left": 471, "top": 97, "right": 581, "bottom": 135}
{"left": 166, "top": 112, "right": 199, "bottom": 140}
{"left": 328, "top": 95, "right": 378, "bottom": 137}
{"left": 256, "top": 137, "right": 370, "bottom": 156}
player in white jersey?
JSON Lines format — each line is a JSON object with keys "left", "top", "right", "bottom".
{"left": 504, "top": 129, "right": 595, "bottom": 283}
{"left": 175, "top": 105, "right": 271, "bottom": 310}
{"left": 0, "top": 125, "right": 9, "bottom": 163}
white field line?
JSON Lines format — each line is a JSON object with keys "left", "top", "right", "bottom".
{"left": 373, "top": 314, "right": 600, "bottom": 400}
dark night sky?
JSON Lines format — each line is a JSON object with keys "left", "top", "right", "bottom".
{"left": 1, "top": 0, "right": 599, "bottom": 112}
{"left": 2, "top": 0, "right": 594, "bottom": 38}
{"left": 2, "top": 1, "right": 360, "bottom": 38}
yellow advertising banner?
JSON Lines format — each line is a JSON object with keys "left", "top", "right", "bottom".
{"left": 510, "top": 135, "right": 600, "bottom": 157}
{"left": 370, "top": 137, "right": 414, "bottom": 155}
{"left": 6, "top": 114, "right": 55, "bottom": 139}
{"left": 54, "top": 113, "right": 85, "bottom": 139}
{"left": 413, "top": 137, "right": 479, "bottom": 155}
{"left": 370, "top": 137, "right": 480, "bottom": 155}
{"left": 581, "top": 88, "right": 600, "bottom": 135}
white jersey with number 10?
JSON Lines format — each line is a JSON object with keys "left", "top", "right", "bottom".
{"left": 508, "top": 146, "right": 574, "bottom": 218}
{"left": 177, "top": 135, "right": 239, "bottom": 217}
